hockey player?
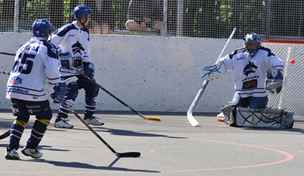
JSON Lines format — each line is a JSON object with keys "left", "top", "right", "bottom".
{"left": 5, "top": 19, "right": 65, "bottom": 160}
{"left": 205, "top": 32, "right": 293, "bottom": 128}
{"left": 50, "top": 4, "right": 103, "bottom": 129}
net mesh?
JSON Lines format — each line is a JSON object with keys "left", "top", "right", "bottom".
{"left": 0, "top": 0, "right": 303, "bottom": 38}
{"left": 264, "top": 42, "right": 304, "bottom": 115}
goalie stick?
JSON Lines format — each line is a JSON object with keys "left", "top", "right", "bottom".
{"left": 186, "top": 27, "right": 237, "bottom": 127}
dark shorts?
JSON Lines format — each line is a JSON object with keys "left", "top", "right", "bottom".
{"left": 11, "top": 99, "right": 52, "bottom": 119}
{"left": 127, "top": 0, "right": 163, "bottom": 22}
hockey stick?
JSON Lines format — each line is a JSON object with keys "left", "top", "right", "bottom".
{"left": 71, "top": 110, "right": 141, "bottom": 158}
{"left": 0, "top": 52, "right": 15, "bottom": 56}
{"left": 0, "top": 51, "right": 160, "bottom": 122}
{"left": 0, "top": 130, "right": 10, "bottom": 140}
{"left": 81, "top": 75, "right": 161, "bottom": 122}
{"left": 187, "top": 27, "right": 237, "bottom": 127}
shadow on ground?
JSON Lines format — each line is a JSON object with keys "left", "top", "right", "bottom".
{"left": 72, "top": 126, "right": 187, "bottom": 139}
{"left": 0, "top": 144, "right": 71, "bottom": 152}
{"left": 23, "top": 158, "right": 160, "bottom": 173}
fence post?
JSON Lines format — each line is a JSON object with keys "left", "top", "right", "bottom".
{"left": 161, "top": 0, "right": 168, "bottom": 36}
{"left": 265, "top": 0, "right": 272, "bottom": 38}
{"left": 14, "top": 0, "right": 20, "bottom": 32}
{"left": 176, "top": 0, "right": 184, "bottom": 36}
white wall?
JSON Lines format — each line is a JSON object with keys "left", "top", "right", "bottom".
{"left": 0, "top": 33, "right": 245, "bottom": 113}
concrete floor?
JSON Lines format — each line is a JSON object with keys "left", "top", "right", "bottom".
{"left": 0, "top": 112, "right": 303, "bottom": 176}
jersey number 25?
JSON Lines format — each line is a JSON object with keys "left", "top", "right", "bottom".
{"left": 12, "top": 52, "right": 35, "bottom": 74}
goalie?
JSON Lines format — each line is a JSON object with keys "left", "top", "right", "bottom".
{"left": 205, "top": 33, "right": 294, "bottom": 129}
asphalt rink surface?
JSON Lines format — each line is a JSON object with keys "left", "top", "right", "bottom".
{"left": 0, "top": 112, "right": 304, "bottom": 176}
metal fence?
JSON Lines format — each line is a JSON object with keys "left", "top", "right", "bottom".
{"left": 0, "top": 0, "right": 303, "bottom": 39}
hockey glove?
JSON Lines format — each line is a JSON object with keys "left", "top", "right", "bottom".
{"left": 201, "top": 64, "right": 223, "bottom": 80}
{"left": 266, "top": 70, "right": 283, "bottom": 94}
{"left": 51, "top": 82, "right": 66, "bottom": 103}
{"left": 83, "top": 62, "right": 95, "bottom": 79}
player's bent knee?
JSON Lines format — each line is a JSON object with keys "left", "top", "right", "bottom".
{"left": 14, "top": 118, "right": 29, "bottom": 128}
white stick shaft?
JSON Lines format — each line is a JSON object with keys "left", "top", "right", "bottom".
{"left": 278, "top": 47, "right": 292, "bottom": 109}
{"left": 186, "top": 27, "right": 237, "bottom": 127}
{"left": 216, "top": 27, "right": 237, "bottom": 63}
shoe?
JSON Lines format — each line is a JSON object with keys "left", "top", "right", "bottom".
{"left": 216, "top": 112, "right": 225, "bottom": 122}
{"left": 5, "top": 149, "right": 20, "bottom": 160}
{"left": 21, "top": 148, "right": 43, "bottom": 159}
{"left": 54, "top": 118, "right": 74, "bottom": 129}
{"left": 84, "top": 118, "right": 104, "bottom": 126}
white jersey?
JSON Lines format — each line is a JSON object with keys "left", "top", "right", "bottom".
{"left": 6, "top": 37, "right": 60, "bottom": 101}
{"left": 50, "top": 21, "right": 91, "bottom": 77}
{"left": 218, "top": 47, "right": 284, "bottom": 98}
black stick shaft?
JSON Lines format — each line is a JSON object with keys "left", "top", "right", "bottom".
{"left": 71, "top": 110, "right": 118, "bottom": 154}
{"left": 93, "top": 80, "right": 146, "bottom": 119}
{"left": 0, "top": 130, "right": 10, "bottom": 140}
{"left": 0, "top": 52, "right": 15, "bottom": 56}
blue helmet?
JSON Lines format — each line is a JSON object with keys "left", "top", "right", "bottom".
{"left": 32, "top": 19, "right": 54, "bottom": 38}
{"left": 243, "top": 32, "right": 261, "bottom": 45}
{"left": 73, "top": 4, "right": 91, "bottom": 20}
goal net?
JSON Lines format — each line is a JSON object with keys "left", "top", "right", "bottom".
{"left": 263, "top": 40, "right": 304, "bottom": 116}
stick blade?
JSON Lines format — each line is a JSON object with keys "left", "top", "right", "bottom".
{"left": 116, "top": 152, "right": 141, "bottom": 158}
{"left": 144, "top": 116, "right": 161, "bottom": 121}
{"left": 187, "top": 112, "right": 200, "bottom": 127}
{"left": 0, "top": 130, "right": 10, "bottom": 140}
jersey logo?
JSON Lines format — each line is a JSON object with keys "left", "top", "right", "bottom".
{"left": 243, "top": 61, "right": 258, "bottom": 76}
{"left": 8, "top": 76, "right": 23, "bottom": 85}
{"left": 72, "top": 41, "right": 85, "bottom": 55}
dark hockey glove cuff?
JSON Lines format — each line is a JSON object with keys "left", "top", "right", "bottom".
{"left": 51, "top": 82, "right": 66, "bottom": 103}
{"left": 83, "top": 62, "right": 95, "bottom": 79}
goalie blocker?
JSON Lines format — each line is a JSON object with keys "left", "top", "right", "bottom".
{"left": 222, "top": 105, "right": 294, "bottom": 129}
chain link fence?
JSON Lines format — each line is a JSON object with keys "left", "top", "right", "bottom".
{"left": 0, "top": 0, "right": 304, "bottom": 39}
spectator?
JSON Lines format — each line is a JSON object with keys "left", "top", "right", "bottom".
{"left": 125, "top": 0, "right": 163, "bottom": 33}
{"left": 85, "top": 0, "right": 113, "bottom": 34}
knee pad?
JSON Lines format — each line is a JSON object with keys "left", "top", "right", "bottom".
{"left": 36, "top": 118, "right": 51, "bottom": 126}
{"left": 65, "top": 82, "right": 79, "bottom": 100}
{"left": 14, "top": 118, "right": 30, "bottom": 128}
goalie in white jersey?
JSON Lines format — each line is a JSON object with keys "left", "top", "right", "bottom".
{"left": 50, "top": 4, "right": 103, "bottom": 128}
{"left": 206, "top": 33, "right": 294, "bottom": 128}
{"left": 5, "top": 19, "right": 66, "bottom": 160}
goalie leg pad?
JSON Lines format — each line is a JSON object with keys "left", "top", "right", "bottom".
{"left": 234, "top": 107, "right": 294, "bottom": 129}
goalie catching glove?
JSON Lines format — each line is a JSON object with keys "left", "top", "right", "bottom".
{"left": 266, "top": 69, "right": 283, "bottom": 94}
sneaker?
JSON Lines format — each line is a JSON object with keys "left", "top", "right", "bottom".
{"left": 216, "top": 112, "right": 225, "bottom": 122}
{"left": 54, "top": 118, "right": 74, "bottom": 129}
{"left": 21, "top": 148, "right": 43, "bottom": 159}
{"left": 5, "top": 149, "right": 20, "bottom": 160}
{"left": 84, "top": 118, "right": 104, "bottom": 126}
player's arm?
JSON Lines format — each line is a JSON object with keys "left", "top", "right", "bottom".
{"left": 42, "top": 44, "right": 66, "bottom": 103}
{"left": 203, "top": 50, "right": 235, "bottom": 75}
{"left": 49, "top": 24, "right": 74, "bottom": 47}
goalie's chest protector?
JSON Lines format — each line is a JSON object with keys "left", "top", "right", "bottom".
{"left": 231, "top": 49, "right": 274, "bottom": 97}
